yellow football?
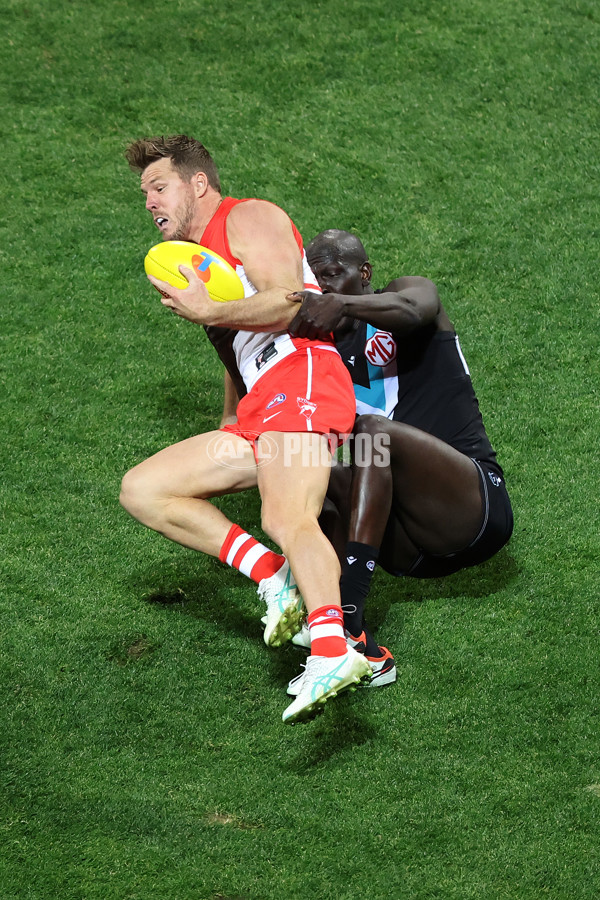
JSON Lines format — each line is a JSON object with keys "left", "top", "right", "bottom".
{"left": 144, "top": 241, "right": 244, "bottom": 302}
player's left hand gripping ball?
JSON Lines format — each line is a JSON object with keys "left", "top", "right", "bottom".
{"left": 144, "top": 241, "right": 244, "bottom": 302}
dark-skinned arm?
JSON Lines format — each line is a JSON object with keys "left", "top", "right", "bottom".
{"left": 220, "top": 370, "right": 241, "bottom": 426}
{"left": 288, "top": 276, "right": 440, "bottom": 340}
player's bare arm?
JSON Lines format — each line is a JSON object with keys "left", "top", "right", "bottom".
{"left": 150, "top": 200, "right": 304, "bottom": 331}
{"left": 225, "top": 199, "right": 305, "bottom": 328}
{"left": 288, "top": 276, "right": 441, "bottom": 339}
{"left": 220, "top": 371, "right": 240, "bottom": 427}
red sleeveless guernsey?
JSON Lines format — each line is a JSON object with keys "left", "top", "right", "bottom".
{"left": 200, "top": 197, "right": 336, "bottom": 391}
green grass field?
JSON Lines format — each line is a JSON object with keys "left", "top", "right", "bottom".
{"left": 2, "top": 0, "right": 600, "bottom": 897}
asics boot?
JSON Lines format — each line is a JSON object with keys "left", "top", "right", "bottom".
{"left": 282, "top": 646, "right": 372, "bottom": 724}
{"left": 258, "top": 560, "right": 304, "bottom": 648}
{"left": 287, "top": 639, "right": 396, "bottom": 694}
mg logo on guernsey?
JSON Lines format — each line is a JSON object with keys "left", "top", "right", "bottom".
{"left": 365, "top": 330, "right": 397, "bottom": 367}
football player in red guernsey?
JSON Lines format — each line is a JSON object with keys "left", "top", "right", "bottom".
{"left": 120, "top": 137, "right": 371, "bottom": 724}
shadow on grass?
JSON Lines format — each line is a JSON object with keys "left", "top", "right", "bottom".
{"left": 377, "top": 545, "right": 519, "bottom": 602}
{"left": 122, "top": 545, "right": 519, "bottom": 655}
{"left": 354, "top": 547, "right": 519, "bottom": 642}
{"left": 284, "top": 696, "right": 379, "bottom": 773}
{"left": 123, "top": 556, "right": 265, "bottom": 643}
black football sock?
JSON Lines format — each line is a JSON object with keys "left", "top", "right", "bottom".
{"left": 361, "top": 625, "right": 384, "bottom": 658}
{"left": 340, "top": 541, "right": 379, "bottom": 638}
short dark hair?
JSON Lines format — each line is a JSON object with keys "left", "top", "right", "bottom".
{"left": 306, "top": 229, "right": 368, "bottom": 267}
{"left": 125, "top": 134, "right": 221, "bottom": 191}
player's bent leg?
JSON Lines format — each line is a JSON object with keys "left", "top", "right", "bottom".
{"left": 347, "top": 416, "right": 396, "bottom": 549}
{"left": 339, "top": 415, "right": 484, "bottom": 658}
{"left": 256, "top": 431, "right": 336, "bottom": 647}
{"left": 258, "top": 432, "right": 361, "bottom": 675}
{"left": 351, "top": 415, "right": 484, "bottom": 557}
{"left": 119, "top": 430, "right": 258, "bottom": 557}
{"left": 385, "top": 460, "right": 513, "bottom": 578}
{"left": 318, "top": 461, "right": 353, "bottom": 562}
{"left": 257, "top": 431, "right": 341, "bottom": 615}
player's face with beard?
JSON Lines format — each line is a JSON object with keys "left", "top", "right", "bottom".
{"left": 141, "top": 158, "right": 198, "bottom": 242}
{"left": 169, "top": 191, "right": 196, "bottom": 241}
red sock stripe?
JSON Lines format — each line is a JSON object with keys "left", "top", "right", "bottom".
{"left": 219, "top": 524, "right": 245, "bottom": 564}
{"left": 231, "top": 537, "right": 256, "bottom": 570}
{"left": 251, "top": 552, "right": 285, "bottom": 583}
{"left": 219, "top": 524, "right": 284, "bottom": 584}
{"left": 308, "top": 605, "right": 344, "bottom": 627}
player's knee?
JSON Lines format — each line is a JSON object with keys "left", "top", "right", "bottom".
{"left": 353, "top": 414, "right": 392, "bottom": 438}
{"left": 260, "top": 503, "right": 287, "bottom": 549}
{"left": 260, "top": 503, "right": 311, "bottom": 555}
{"left": 352, "top": 415, "right": 395, "bottom": 469}
{"left": 119, "top": 465, "right": 156, "bottom": 522}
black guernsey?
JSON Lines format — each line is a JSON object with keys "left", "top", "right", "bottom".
{"left": 334, "top": 318, "right": 502, "bottom": 475}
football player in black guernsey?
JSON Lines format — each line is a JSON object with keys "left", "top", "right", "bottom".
{"left": 287, "top": 229, "right": 513, "bottom": 685}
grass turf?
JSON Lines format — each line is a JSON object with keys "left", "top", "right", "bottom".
{"left": 2, "top": 0, "right": 600, "bottom": 896}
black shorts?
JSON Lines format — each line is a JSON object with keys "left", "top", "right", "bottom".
{"left": 381, "top": 460, "right": 514, "bottom": 579}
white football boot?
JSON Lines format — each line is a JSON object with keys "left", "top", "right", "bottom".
{"left": 287, "top": 645, "right": 396, "bottom": 695}
{"left": 258, "top": 560, "right": 304, "bottom": 648}
{"left": 291, "top": 622, "right": 311, "bottom": 650}
{"left": 282, "top": 646, "right": 372, "bottom": 724}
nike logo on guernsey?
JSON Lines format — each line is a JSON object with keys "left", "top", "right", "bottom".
{"left": 347, "top": 556, "right": 357, "bottom": 565}
{"left": 347, "top": 356, "right": 356, "bottom": 366}
{"left": 263, "top": 411, "right": 282, "bottom": 423}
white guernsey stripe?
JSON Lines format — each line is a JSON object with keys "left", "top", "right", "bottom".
{"left": 237, "top": 543, "right": 269, "bottom": 578}
{"left": 455, "top": 335, "right": 470, "bottom": 375}
{"left": 238, "top": 335, "right": 337, "bottom": 393}
{"left": 306, "top": 347, "right": 313, "bottom": 431}
{"left": 238, "top": 333, "right": 296, "bottom": 392}
{"left": 306, "top": 347, "right": 313, "bottom": 398}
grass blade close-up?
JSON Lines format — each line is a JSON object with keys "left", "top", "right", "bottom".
{"left": 2, "top": 0, "right": 599, "bottom": 897}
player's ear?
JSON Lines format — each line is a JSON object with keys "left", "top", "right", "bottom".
{"left": 360, "top": 261, "right": 372, "bottom": 285}
{"left": 192, "top": 172, "right": 208, "bottom": 196}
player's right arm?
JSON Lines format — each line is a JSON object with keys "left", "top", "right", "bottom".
{"left": 147, "top": 200, "right": 305, "bottom": 332}
{"left": 221, "top": 198, "right": 305, "bottom": 330}
{"left": 288, "top": 276, "right": 441, "bottom": 339}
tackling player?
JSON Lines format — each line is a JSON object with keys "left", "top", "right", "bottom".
{"left": 285, "top": 229, "right": 514, "bottom": 688}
